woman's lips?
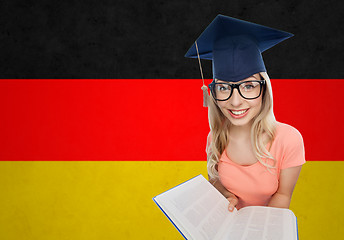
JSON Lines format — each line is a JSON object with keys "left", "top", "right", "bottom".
{"left": 228, "top": 108, "right": 249, "bottom": 119}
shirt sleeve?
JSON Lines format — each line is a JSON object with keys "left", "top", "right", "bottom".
{"left": 280, "top": 126, "right": 306, "bottom": 169}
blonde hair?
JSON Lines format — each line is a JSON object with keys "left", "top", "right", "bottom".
{"left": 207, "top": 72, "right": 277, "bottom": 180}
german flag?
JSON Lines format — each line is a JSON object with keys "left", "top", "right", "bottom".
{"left": 1, "top": 1, "right": 343, "bottom": 239}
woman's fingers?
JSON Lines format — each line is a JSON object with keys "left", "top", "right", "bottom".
{"left": 227, "top": 195, "right": 238, "bottom": 212}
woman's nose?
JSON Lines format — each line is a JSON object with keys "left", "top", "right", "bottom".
{"left": 229, "top": 88, "right": 243, "bottom": 107}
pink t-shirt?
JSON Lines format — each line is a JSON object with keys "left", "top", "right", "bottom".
{"left": 207, "top": 122, "right": 305, "bottom": 209}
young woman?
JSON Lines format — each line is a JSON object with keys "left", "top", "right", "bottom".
{"left": 206, "top": 72, "right": 305, "bottom": 211}
{"left": 185, "top": 15, "right": 305, "bottom": 211}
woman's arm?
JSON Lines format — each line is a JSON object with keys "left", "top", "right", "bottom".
{"left": 268, "top": 165, "right": 302, "bottom": 208}
{"left": 209, "top": 176, "right": 238, "bottom": 212}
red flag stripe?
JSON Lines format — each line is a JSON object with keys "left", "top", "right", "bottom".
{"left": 0, "top": 79, "right": 343, "bottom": 161}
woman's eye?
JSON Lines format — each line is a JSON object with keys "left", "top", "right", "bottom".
{"left": 244, "top": 84, "right": 254, "bottom": 89}
{"left": 241, "top": 82, "right": 258, "bottom": 91}
{"left": 217, "top": 85, "right": 230, "bottom": 91}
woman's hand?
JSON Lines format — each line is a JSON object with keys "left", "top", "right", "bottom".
{"left": 209, "top": 176, "right": 239, "bottom": 212}
{"left": 225, "top": 192, "right": 238, "bottom": 212}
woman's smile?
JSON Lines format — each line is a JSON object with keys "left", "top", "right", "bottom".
{"left": 228, "top": 108, "right": 250, "bottom": 118}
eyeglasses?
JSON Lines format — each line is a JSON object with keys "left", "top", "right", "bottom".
{"left": 209, "top": 80, "right": 266, "bottom": 101}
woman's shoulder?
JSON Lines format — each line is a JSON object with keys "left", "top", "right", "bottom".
{"left": 273, "top": 122, "right": 306, "bottom": 169}
{"left": 274, "top": 121, "right": 304, "bottom": 145}
{"left": 275, "top": 121, "right": 302, "bottom": 137}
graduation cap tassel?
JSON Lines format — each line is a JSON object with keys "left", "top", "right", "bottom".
{"left": 201, "top": 85, "right": 208, "bottom": 108}
{"left": 195, "top": 41, "right": 208, "bottom": 107}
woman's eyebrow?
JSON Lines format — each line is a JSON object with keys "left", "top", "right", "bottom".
{"left": 215, "top": 76, "right": 260, "bottom": 84}
{"left": 215, "top": 79, "right": 228, "bottom": 83}
{"left": 243, "top": 76, "right": 261, "bottom": 81}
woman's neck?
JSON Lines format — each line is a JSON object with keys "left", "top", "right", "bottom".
{"left": 228, "top": 122, "right": 253, "bottom": 142}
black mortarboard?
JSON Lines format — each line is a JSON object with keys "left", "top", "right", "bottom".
{"left": 185, "top": 14, "right": 293, "bottom": 82}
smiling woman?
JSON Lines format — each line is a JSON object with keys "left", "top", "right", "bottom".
{"left": 185, "top": 15, "right": 305, "bottom": 212}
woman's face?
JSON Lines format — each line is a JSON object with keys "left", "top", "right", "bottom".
{"left": 215, "top": 73, "right": 263, "bottom": 127}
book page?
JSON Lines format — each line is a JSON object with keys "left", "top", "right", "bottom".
{"left": 224, "top": 206, "right": 297, "bottom": 240}
{"left": 154, "top": 175, "right": 236, "bottom": 240}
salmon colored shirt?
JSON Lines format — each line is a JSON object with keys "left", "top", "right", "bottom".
{"left": 207, "top": 122, "right": 305, "bottom": 209}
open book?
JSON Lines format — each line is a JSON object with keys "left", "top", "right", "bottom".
{"left": 153, "top": 175, "right": 298, "bottom": 240}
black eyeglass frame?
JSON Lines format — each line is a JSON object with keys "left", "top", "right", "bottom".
{"left": 208, "top": 79, "right": 266, "bottom": 101}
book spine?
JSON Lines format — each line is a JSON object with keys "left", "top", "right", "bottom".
{"left": 152, "top": 197, "right": 188, "bottom": 240}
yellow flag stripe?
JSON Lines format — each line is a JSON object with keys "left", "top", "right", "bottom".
{"left": 0, "top": 161, "right": 342, "bottom": 239}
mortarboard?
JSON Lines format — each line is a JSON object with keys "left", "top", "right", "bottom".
{"left": 185, "top": 14, "right": 293, "bottom": 106}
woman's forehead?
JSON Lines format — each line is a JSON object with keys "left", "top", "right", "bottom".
{"left": 215, "top": 74, "right": 261, "bottom": 83}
